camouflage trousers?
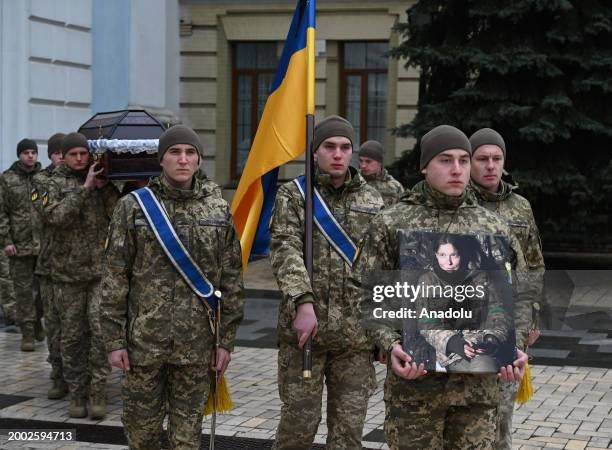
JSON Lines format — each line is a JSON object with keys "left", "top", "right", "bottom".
{"left": 122, "top": 363, "right": 211, "bottom": 450}
{"left": 272, "top": 343, "right": 376, "bottom": 450}
{"left": 0, "top": 252, "right": 16, "bottom": 323}
{"left": 383, "top": 371, "right": 499, "bottom": 450}
{"left": 40, "top": 276, "right": 63, "bottom": 381}
{"left": 53, "top": 281, "right": 109, "bottom": 398}
{"left": 495, "top": 381, "right": 518, "bottom": 450}
{"left": 8, "top": 255, "right": 42, "bottom": 327}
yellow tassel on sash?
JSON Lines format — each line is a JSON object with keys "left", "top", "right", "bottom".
{"left": 204, "top": 374, "right": 234, "bottom": 415}
{"left": 515, "top": 361, "right": 534, "bottom": 404}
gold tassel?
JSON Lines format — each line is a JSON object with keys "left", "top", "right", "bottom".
{"left": 203, "top": 292, "right": 233, "bottom": 416}
{"left": 515, "top": 361, "right": 534, "bottom": 404}
{"left": 204, "top": 375, "right": 234, "bottom": 415}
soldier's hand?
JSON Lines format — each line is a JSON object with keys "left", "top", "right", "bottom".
{"left": 526, "top": 328, "right": 540, "bottom": 346}
{"left": 93, "top": 174, "right": 108, "bottom": 189}
{"left": 211, "top": 348, "right": 231, "bottom": 377}
{"left": 108, "top": 349, "right": 130, "bottom": 371}
{"left": 293, "top": 303, "right": 318, "bottom": 348}
{"left": 84, "top": 163, "right": 105, "bottom": 189}
{"left": 390, "top": 343, "right": 427, "bottom": 380}
{"left": 464, "top": 342, "right": 476, "bottom": 359}
{"left": 499, "top": 348, "right": 527, "bottom": 383}
{"left": 4, "top": 244, "right": 17, "bottom": 257}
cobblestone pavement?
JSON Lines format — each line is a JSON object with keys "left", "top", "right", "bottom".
{"left": 1, "top": 265, "right": 611, "bottom": 449}
{"left": 1, "top": 329, "right": 611, "bottom": 449}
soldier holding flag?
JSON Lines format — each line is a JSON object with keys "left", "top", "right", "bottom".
{"left": 270, "top": 116, "right": 384, "bottom": 449}
{"left": 230, "top": 3, "right": 380, "bottom": 446}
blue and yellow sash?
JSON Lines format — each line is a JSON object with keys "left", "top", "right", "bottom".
{"left": 293, "top": 176, "right": 357, "bottom": 267}
{"left": 131, "top": 187, "right": 219, "bottom": 310}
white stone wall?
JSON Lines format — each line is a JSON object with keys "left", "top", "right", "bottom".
{"left": 0, "top": 0, "right": 92, "bottom": 170}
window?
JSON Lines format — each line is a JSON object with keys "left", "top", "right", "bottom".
{"left": 231, "top": 42, "right": 278, "bottom": 179}
{"left": 340, "top": 42, "right": 389, "bottom": 146}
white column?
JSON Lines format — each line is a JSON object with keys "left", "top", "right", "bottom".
{"left": 128, "top": 0, "right": 180, "bottom": 125}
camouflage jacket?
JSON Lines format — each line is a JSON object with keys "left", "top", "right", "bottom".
{"left": 41, "top": 164, "right": 119, "bottom": 283}
{"left": 362, "top": 169, "right": 404, "bottom": 207}
{"left": 100, "top": 175, "right": 245, "bottom": 366}
{"left": 32, "top": 164, "right": 57, "bottom": 276}
{"left": 0, "top": 161, "right": 42, "bottom": 256}
{"left": 416, "top": 269, "right": 511, "bottom": 367}
{"left": 353, "top": 181, "right": 533, "bottom": 354}
{"left": 351, "top": 182, "right": 533, "bottom": 404}
{"left": 269, "top": 167, "right": 384, "bottom": 351}
{"left": 470, "top": 179, "right": 545, "bottom": 328}
{"left": 41, "top": 163, "right": 55, "bottom": 177}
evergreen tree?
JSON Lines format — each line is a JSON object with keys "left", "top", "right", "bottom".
{"left": 389, "top": 0, "right": 612, "bottom": 251}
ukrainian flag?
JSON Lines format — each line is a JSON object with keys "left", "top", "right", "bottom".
{"left": 231, "top": 0, "right": 316, "bottom": 269}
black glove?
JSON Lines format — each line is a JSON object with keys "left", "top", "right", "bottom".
{"left": 446, "top": 334, "right": 468, "bottom": 359}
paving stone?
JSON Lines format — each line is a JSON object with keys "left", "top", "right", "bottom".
{"left": 2, "top": 315, "right": 612, "bottom": 449}
{"left": 564, "top": 440, "right": 587, "bottom": 450}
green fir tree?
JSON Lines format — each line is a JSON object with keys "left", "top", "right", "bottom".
{"left": 389, "top": 0, "right": 612, "bottom": 251}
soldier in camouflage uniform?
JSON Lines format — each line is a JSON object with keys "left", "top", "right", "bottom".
{"left": 0, "top": 138, "right": 44, "bottom": 351}
{"left": 42, "top": 132, "right": 119, "bottom": 419}
{"left": 469, "top": 128, "right": 545, "bottom": 450}
{"left": 270, "top": 116, "right": 384, "bottom": 450}
{"left": 0, "top": 251, "right": 16, "bottom": 326}
{"left": 352, "top": 125, "right": 529, "bottom": 449}
{"left": 100, "top": 125, "right": 245, "bottom": 450}
{"left": 358, "top": 140, "right": 404, "bottom": 207}
{"left": 33, "top": 132, "right": 68, "bottom": 399}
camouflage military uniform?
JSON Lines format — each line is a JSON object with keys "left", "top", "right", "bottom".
{"left": 0, "top": 251, "right": 16, "bottom": 324}
{"left": 471, "top": 179, "right": 545, "bottom": 450}
{"left": 100, "top": 175, "right": 244, "bottom": 450}
{"left": 41, "top": 164, "right": 119, "bottom": 402}
{"left": 415, "top": 269, "right": 512, "bottom": 372}
{"left": 352, "top": 182, "right": 533, "bottom": 450}
{"left": 33, "top": 164, "right": 64, "bottom": 383}
{"left": 0, "top": 161, "right": 43, "bottom": 337}
{"left": 270, "top": 167, "right": 384, "bottom": 450}
{"left": 362, "top": 168, "right": 404, "bottom": 207}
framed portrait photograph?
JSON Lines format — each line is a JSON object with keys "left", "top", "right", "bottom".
{"left": 397, "top": 230, "right": 518, "bottom": 374}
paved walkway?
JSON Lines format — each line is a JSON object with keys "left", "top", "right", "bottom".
{"left": 1, "top": 262, "right": 611, "bottom": 449}
{"left": 1, "top": 324, "right": 612, "bottom": 449}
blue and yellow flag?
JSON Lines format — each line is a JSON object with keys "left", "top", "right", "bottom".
{"left": 231, "top": 0, "right": 316, "bottom": 269}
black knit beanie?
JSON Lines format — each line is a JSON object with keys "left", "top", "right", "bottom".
{"left": 314, "top": 115, "right": 355, "bottom": 151}
{"left": 359, "top": 140, "right": 384, "bottom": 163}
{"left": 17, "top": 138, "right": 38, "bottom": 157}
{"left": 158, "top": 125, "right": 203, "bottom": 162}
{"left": 469, "top": 128, "right": 506, "bottom": 158}
{"left": 420, "top": 125, "right": 471, "bottom": 170}
{"left": 47, "top": 133, "right": 66, "bottom": 158}
{"left": 61, "top": 132, "right": 89, "bottom": 156}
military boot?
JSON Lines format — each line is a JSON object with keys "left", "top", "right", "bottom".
{"left": 68, "top": 395, "right": 87, "bottom": 418}
{"left": 34, "top": 318, "right": 46, "bottom": 341}
{"left": 20, "top": 323, "right": 35, "bottom": 352}
{"left": 89, "top": 391, "right": 106, "bottom": 420}
{"left": 47, "top": 379, "right": 68, "bottom": 400}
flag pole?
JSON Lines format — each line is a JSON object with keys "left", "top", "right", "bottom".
{"left": 303, "top": 0, "right": 315, "bottom": 379}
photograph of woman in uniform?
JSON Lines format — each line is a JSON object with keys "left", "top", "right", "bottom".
{"left": 401, "top": 232, "right": 517, "bottom": 373}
